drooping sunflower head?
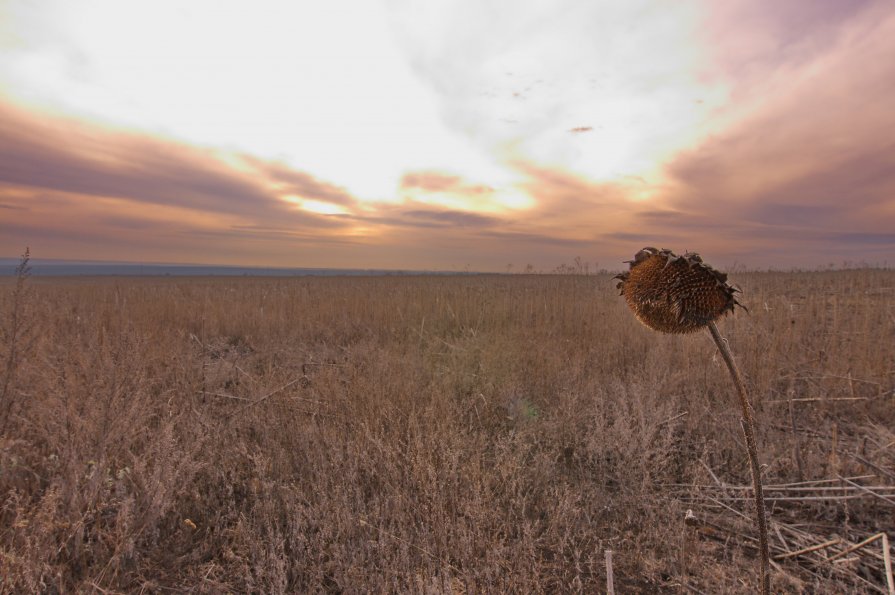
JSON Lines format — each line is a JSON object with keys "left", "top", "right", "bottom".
{"left": 614, "top": 247, "right": 743, "bottom": 334}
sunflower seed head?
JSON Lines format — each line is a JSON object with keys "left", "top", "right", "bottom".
{"left": 616, "top": 248, "right": 742, "bottom": 334}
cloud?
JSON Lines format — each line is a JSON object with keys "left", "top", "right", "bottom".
{"left": 646, "top": 2, "right": 895, "bottom": 265}
{"left": 180, "top": 225, "right": 363, "bottom": 245}
{"left": 0, "top": 104, "right": 558, "bottom": 269}
{"left": 602, "top": 231, "right": 687, "bottom": 245}
{"left": 400, "top": 171, "right": 493, "bottom": 195}
{"left": 94, "top": 215, "right": 167, "bottom": 231}
{"left": 402, "top": 208, "right": 500, "bottom": 228}
{"left": 827, "top": 232, "right": 895, "bottom": 246}
{"left": 242, "top": 157, "right": 356, "bottom": 206}
{"left": 479, "top": 230, "right": 591, "bottom": 248}
{"left": 0, "top": 99, "right": 373, "bottom": 264}
{"left": 0, "top": 101, "right": 366, "bottom": 222}
{"left": 333, "top": 202, "right": 503, "bottom": 230}
{"left": 511, "top": 161, "right": 635, "bottom": 237}
{"left": 701, "top": 0, "right": 877, "bottom": 85}
{"left": 744, "top": 204, "right": 848, "bottom": 227}
{"left": 388, "top": 0, "right": 724, "bottom": 180}
{"left": 4, "top": 1, "right": 895, "bottom": 270}
{"left": 514, "top": 162, "right": 623, "bottom": 207}
{"left": 374, "top": 0, "right": 895, "bottom": 268}
{"left": 0, "top": 106, "right": 263, "bottom": 217}
{"left": 0, "top": 100, "right": 364, "bottom": 223}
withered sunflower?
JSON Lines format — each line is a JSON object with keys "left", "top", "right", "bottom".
{"left": 614, "top": 247, "right": 742, "bottom": 334}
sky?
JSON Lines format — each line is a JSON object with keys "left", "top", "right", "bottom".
{"left": 1, "top": 0, "right": 893, "bottom": 271}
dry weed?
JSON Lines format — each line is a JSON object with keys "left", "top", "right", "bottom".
{"left": 0, "top": 270, "right": 892, "bottom": 592}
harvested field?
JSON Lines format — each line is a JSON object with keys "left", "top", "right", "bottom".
{"left": 1, "top": 270, "right": 893, "bottom": 593}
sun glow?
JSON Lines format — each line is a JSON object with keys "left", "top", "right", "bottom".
{"left": 495, "top": 188, "right": 536, "bottom": 211}
{"left": 280, "top": 196, "right": 348, "bottom": 216}
{"left": 300, "top": 200, "right": 349, "bottom": 216}
{"left": 399, "top": 185, "right": 536, "bottom": 214}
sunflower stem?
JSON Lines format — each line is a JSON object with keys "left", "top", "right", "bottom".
{"left": 708, "top": 321, "right": 770, "bottom": 595}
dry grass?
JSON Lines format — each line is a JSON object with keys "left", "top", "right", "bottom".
{"left": 0, "top": 270, "right": 893, "bottom": 593}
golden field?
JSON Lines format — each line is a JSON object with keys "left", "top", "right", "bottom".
{"left": 1, "top": 270, "right": 893, "bottom": 593}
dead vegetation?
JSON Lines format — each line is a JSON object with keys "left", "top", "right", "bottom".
{"left": 616, "top": 247, "right": 771, "bottom": 594}
{"left": 0, "top": 269, "right": 893, "bottom": 593}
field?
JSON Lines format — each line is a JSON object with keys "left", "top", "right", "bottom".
{"left": 1, "top": 270, "right": 893, "bottom": 593}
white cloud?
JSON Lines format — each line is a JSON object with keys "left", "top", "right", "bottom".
{"left": 1, "top": 0, "right": 729, "bottom": 202}
{"left": 386, "top": 0, "right": 729, "bottom": 182}
{"left": 0, "top": 0, "right": 486, "bottom": 198}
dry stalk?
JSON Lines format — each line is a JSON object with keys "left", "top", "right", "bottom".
{"left": 616, "top": 248, "right": 770, "bottom": 594}
{"left": 882, "top": 533, "right": 894, "bottom": 595}
{"left": 1, "top": 247, "right": 31, "bottom": 433}
{"left": 785, "top": 373, "right": 805, "bottom": 482}
{"left": 773, "top": 538, "right": 840, "bottom": 561}
{"left": 708, "top": 320, "right": 770, "bottom": 594}
{"left": 605, "top": 549, "right": 615, "bottom": 595}
{"left": 232, "top": 376, "right": 308, "bottom": 416}
{"left": 836, "top": 475, "right": 895, "bottom": 506}
{"left": 828, "top": 533, "right": 885, "bottom": 562}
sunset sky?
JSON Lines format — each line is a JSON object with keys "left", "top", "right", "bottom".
{"left": 2, "top": 0, "right": 894, "bottom": 271}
